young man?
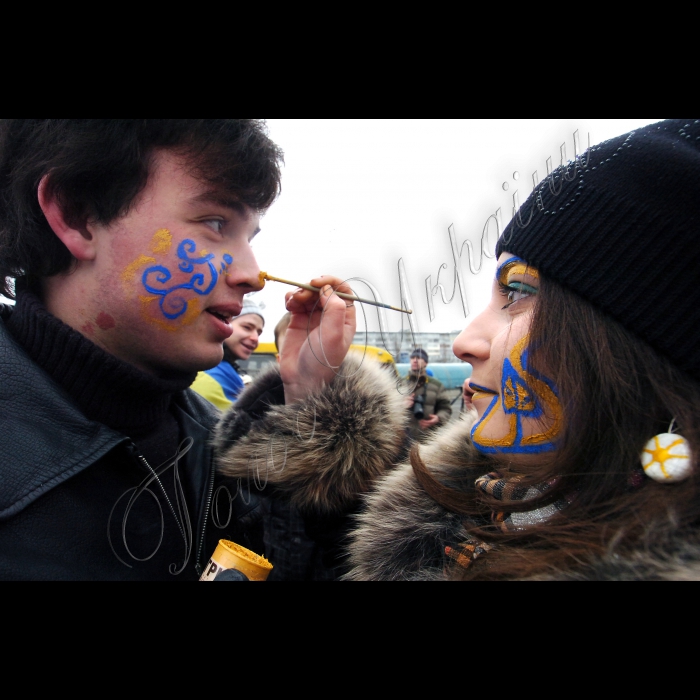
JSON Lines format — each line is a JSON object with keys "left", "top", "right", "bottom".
{"left": 0, "top": 119, "right": 357, "bottom": 580}
{"left": 191, "top": 297, "right": 265, "bottom": 409}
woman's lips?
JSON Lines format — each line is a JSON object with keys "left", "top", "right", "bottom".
{"left": 469, "top": 382, "right": 498, "bottom": 402}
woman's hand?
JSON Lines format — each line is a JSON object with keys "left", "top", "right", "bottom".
{"left": 280, "top": 275, "right": 356, "bottom": 404}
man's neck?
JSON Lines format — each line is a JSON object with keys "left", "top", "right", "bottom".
{"left": 6, "top": 288, "right": 194, "bottom": 436}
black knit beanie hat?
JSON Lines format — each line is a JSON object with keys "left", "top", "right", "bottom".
{"left": 496, "top": 118, "right": 700, "bottom": 383}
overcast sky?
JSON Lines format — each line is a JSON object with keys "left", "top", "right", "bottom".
{"left": 250, "top": 119, "right": 665, "bottom": 343}
{"left": 2, "top": 119, "right": 666, "bottom": 347}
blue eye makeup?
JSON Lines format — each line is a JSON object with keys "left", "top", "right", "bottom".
{"left": 496, "top": 256, "right": 539, "bottom": 310}
{"left": 500, "top": 281, "right": 538, "bottom": 309}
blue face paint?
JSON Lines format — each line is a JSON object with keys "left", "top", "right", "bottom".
{"left": 471, "top": 335, "right": 562, "bottom": 455}
{"left": 142, "top": 239, "right": 232, "bottom": 320}
{"left": 219, "top": 254, "right": 233, "bottom": 275}
{"left": 496, "top": 256, "right": 526, "bottom": 280}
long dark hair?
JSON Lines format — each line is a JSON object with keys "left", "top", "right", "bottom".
{"left": 411, "top": 274, "right": 700, "bottom": 580}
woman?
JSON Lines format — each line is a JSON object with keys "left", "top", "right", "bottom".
{"left": 214, "top": 118, "right": 700, "bottom": 580}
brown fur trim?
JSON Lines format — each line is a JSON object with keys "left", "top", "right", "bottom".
{"left": 343, "top": 413, "right": 479, "bottom": 580}
{"left": 346, "top": 413, "right": 700, "bottom": 581}
{"left": 214, "top": 352, "right": 408, "bottom": 514}
{"left": 524, "top": 521, "right": 700, "bottom": 581}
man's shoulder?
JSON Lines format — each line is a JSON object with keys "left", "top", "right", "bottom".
{"left": 426, "top": 375, "right": 445, "bottom": 389}
{"left": 177, "top": 386, "right": 222, "bottom": 431}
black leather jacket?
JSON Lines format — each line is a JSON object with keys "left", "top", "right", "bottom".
{"left": 0, "top": 305, "right": 262, "bottom": 580}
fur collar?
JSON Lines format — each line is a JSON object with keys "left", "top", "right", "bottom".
{"left": 214, "top": 352, "right": 408, "bottom": 514}
{"left": 345, "top": 415, "right": 700, "bottom": 581}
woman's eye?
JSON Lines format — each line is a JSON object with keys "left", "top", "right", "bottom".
{"left": 500, "top": 282, "right": 537, "bottom": 309}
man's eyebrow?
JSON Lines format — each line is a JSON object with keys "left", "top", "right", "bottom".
{"left": 192, "top": 191, "right": 247, "bottom": 214}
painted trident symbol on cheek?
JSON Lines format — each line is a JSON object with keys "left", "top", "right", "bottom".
{"left": 142, "top": 239, "right": 233, "bottom": 320}
{"left": 471, "top": 335, "right": 562, "bottom": 454}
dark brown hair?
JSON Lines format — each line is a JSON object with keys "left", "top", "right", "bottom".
{"left": 411, "top": 275, "right": 700, "bottom": 580}
{"left": 0, "top": 119, "right": 284, "bottom": 298}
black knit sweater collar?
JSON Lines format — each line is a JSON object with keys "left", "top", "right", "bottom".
{"left": 6, "top": 290, "right": 196, "bottom": 439}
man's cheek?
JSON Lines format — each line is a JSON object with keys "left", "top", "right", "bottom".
{"left": 120, "top": 230, "right": 232, "bottom": 331}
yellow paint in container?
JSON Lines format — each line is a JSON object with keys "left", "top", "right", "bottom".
{"left": 199, "top": 539, "right": 273, "bottom": 581}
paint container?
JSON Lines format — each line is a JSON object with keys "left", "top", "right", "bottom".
{"left": 199, "top": 539, "right": 273, "bottom": 581}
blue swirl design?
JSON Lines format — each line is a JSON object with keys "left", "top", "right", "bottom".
{"left": 219, "top": 254, "right": 233, "bottom": 275}
{"left": 142, "top": 239, "right": 221, "bottom": 320}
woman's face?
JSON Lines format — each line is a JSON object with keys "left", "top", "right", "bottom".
{"left": 452, "top": 252, "right": 562, "bottom": 455}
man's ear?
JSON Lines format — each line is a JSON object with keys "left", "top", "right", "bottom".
{"left": 37, "top": 175, "right": 96, "bottom": 261}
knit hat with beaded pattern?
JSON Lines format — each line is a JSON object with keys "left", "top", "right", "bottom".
{"left": 496, "top": 118, "right": 700, "bottom": 382}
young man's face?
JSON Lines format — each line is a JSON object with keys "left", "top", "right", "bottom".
{"left": 224, "top": 314, "right": 263, "bottom": 360}
{"left": 78, "top": 150, "right": 263, "bottom": 375}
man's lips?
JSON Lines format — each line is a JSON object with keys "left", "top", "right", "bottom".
{"left": 205, "top": 304, "right": 241, "bottom": 339}
{"left": 205, "top": 303, "right": 243, "bottom": 325}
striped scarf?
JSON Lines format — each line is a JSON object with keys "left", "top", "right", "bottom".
{"left": 475, "top": 471, "right": 568, "bottom": 532}
{"left": 444, "top": 471, "right": 567, "bottom": 574}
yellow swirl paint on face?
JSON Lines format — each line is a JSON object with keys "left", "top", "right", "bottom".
{"left": 151, "top": 228, "right": 172, "bottom": 255}
{"left": 471, "top": 335, "right": 562, "bottom": 454}
{"left": 139, "top": 295, "right": 201, "bottom": 331}
{"left": 121, "top": 255, "right": 156, "bottom": 290}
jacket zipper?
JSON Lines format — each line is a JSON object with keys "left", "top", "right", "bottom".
{"left": 127, "top": 441, "right": 213, "bottom": 577}
{"left": 195, "top": 455, "right": 217, "bottom": 577}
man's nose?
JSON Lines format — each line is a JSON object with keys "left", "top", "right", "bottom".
{"left": 224, "top": 245, "right": 263, "bottom": 293}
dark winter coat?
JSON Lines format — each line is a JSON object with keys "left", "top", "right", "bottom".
{"left": 0, "top": 306, "right": 262, "bottom": 581}
{"left": 402, "top": 372, "right": 453, "bottom": 441}
{"left": 212, "top": 352, "right": 408, "bottom": 580}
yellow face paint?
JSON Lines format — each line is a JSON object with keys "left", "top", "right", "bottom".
{"left": 498, "top": 259, "right": 540, "bottom": 286}
{"left": 127, "top": 235, "right": 233, "bottom": 330}
{"left": 121, "top": 255, "right": 156, "bottom": 289}
{"left": 140, "top": 295, "right": 201, "bottom": 331}
{"left": 150, "top": 228, "right": 172, "bottom": 255}
{"left": 471, "top": 335, "right": 563, "bottom": 454}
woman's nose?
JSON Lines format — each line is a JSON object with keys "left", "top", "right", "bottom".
{"left": 452, "top": 309, "right": 492, "bottom": 364}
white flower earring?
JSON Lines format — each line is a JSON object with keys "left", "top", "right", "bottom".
{"left": 640, "top": 419, "right": 692, "bottom": 483}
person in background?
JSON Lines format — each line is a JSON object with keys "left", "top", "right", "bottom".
{"left": 191, "top": 298, "right": 264, "bottom": 409}
{"left": 461, "top": 377, "right": 477, "bottom": 419}
{"left": 403, "top": 348, "right": 452, "bottom": 442}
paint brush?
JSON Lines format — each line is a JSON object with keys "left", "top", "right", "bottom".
{"left": 258, "top": 272, "right": 412, "bottom": 314}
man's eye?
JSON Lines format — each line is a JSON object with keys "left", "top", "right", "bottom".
{"left": 204, "top": 219, "right": 225, "bottom": 233}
